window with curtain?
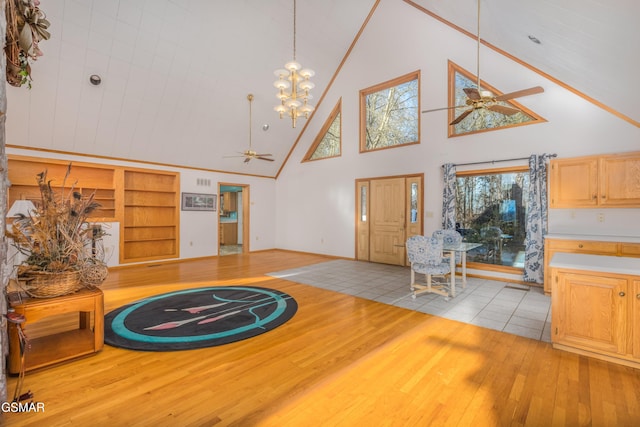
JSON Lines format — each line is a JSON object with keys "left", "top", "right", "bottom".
{"left": 455, "top": 167, "right": 529, "bottom": 269}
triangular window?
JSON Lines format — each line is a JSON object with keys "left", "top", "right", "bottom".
{"left": 448, "top": 61, "right": 546, "bottom": 137}
{"left": 304, "top": 99, "right": 341, "bottom": 161}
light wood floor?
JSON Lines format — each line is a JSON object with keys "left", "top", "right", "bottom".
{"left": 4, "top": 250, "right": 640, "bottom": 426}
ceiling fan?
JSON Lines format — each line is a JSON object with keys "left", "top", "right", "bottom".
{"left": 422, "top": 0, "right": 544, "bottom": 125}
{"left": 225, "top": 94, "right": 274, "bottom": 163}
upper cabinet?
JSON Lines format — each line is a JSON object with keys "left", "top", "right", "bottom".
{"left": 599, "top": 154, "right": 640, "bottom": 206}
{"left": 222, "top": 192, "right": 237, "bottom": 213}
{"left": 550, "top": 152, "right": 640, "bottom": 208}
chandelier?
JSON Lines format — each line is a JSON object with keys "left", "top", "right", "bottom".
{"left": 273, "top": 0, "right": 315, "bottom": 128}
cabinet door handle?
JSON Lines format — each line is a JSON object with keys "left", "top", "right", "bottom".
{"left": 578, "top": 244, "right": 584, "bottom": 248}
{"left": 637, "top": 294, "right": 640, "bottom": 299}
{"left": 592, "top": 194, "right": 597, "bottom": 199}
{"left": 619, "top": 292, "right": 626, "bottom": 297}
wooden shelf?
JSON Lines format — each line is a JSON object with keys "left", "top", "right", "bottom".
{"left": 8, "top": 155, "right": 182, "bottom": 265}
{"left": 121, "top": 169, "right": 179, "bottom": 263}
{"left": 8, "top": 157, "right": 118, "bottom": 222}
{"left": 124, "top": 237, "right": 177, "bottom": 243}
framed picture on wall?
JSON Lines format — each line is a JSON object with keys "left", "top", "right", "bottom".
{"left": 181, "top": 193, "right": 217, "bottom": 211}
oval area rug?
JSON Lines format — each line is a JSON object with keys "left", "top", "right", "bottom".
{"left": 104, "top": 286, "right": 298, "bottom": 351}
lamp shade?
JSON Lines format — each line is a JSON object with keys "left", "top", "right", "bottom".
{"left": 7, "top": 199, "right": 36, "bottom": 218}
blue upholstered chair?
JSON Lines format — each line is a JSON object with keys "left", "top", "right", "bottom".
{"left": 432, "top": 229, "right": 463, "bottom": 264}
{"left": 406, "top": 235, "right": 451, "bottom": 300}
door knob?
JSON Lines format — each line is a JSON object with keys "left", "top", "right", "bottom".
{"left": 619, "top": 292, "right": 625, "bottom": 297}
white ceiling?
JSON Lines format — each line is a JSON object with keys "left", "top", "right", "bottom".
{"left": 7, "top": 0, "right": 639, "bottom": 177}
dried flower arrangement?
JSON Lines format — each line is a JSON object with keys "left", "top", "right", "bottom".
{"left": 5, "top": 0, "right": 50, "bottom": 88}
{"left": 7, "top": 165, "right": 109, "bottom": 297}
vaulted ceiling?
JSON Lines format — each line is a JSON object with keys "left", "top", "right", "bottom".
{"left": 7, "top": 0, "right": 639, "bottom": 178}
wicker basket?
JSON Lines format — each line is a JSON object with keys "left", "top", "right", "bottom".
{"left": 20, "top": 270, "right": 83, "bottom": 298}
{"left": 79, "top": 262, "right": 109, "bottom": 287}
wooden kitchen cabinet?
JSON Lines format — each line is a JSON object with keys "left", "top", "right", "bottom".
{"left": 549, "top": 157, "right": 599, "bottom": 207}
{"left": 222, "top": 192, "right": 237, "bottom": 212}
{"left": 220, "top": 222, "right": 238, "bottom": 245}
{"left": 544, "top": 237, "right": 640, "bottom": 294}
{"left": 549, "top": 151, "right": 640, "bottom": 208}
{"left": 599, "top": 153, "right": 640, "bottom": 206}
{"left": 550, "top": 255, "right": 640, "bottom": 369}
{"left": 552, "top": 271, "right": 627, "bottom": 355}
{"left": 634, "top": 279, "right": 640, "bottom": 359}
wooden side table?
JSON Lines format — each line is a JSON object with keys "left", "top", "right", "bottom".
{"left": 7, "top": 288, "right": 104, "bottom": 374}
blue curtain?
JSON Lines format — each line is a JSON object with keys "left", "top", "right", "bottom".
{"left": 523, "top": 154, "right": 550, "bottom": 283}
{"left": 442, "top": 163, "right": 457, "bottom": 230}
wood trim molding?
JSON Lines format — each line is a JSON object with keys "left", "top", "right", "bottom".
{"left": 403, "top": 0, "right": 640, "bottom": 129}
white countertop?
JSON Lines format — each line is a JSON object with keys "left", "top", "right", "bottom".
{"left": 220, "top": 219, "right": 238, "bottom": 223}
{"left": 550, "top": 252, "right": 640, "bottom": 276}
{"left": 546, "top": 233, "right": 640, "bottom": 243}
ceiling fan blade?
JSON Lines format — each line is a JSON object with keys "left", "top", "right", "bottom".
{"left": 422, "top": 105, "right": 467, "bottom": 113}
{"left": 450, "top": 108, "right": 473, "bottom": 125}
{"left": 243, "top": 157, "right": 252, "bottom": 163}
{"left": 494, "top": 86, "right": 544, "bottom": 101}
{"left": 487, "top": 104, "right": 521, "bottom": 115}
{"left": 256, "top": 156, "right": 275, "bottom": 162}
{"left": 253, "top": 153, "right": 273, "bottom": 157}
{"left": 463, "top": 87, "right": 481, "bottom": 100}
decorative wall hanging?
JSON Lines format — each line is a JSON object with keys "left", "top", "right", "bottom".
{"left": 5, "top": 0, "right": 51, "bottom": 88}
{"left": 181, "top": 193, "right": 217, "bottom": 211}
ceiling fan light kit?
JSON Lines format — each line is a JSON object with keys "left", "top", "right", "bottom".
{"left": 422, "top": 0, "right": 544, "bottom": 126}
{"left": 273, "top": 0, "right": 315, "bottom": 128}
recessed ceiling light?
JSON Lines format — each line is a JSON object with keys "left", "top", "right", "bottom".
{"left": 528, "top": 35, "right": 541, "bottom": 44}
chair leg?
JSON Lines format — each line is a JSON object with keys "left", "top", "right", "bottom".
{"left": 410, "top": 269, "right": 417, "bottom": 299}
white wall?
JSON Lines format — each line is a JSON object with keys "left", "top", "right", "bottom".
{"left": 275, "top": 0, "right": 640, "bottom": 258}
{"left": 5, "top": 0, "right": 639, "bottom": 269}
{"left": 6, "top": 148, "right": 276, "bottom": 267}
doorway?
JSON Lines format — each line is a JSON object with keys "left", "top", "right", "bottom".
{"left": 219, "top": 183, "right": 250, "bottom": 256}
{"left": 355, "top": 174, "right": 423, "bottom": 266}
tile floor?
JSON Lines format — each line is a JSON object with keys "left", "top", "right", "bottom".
{"left": 269, "top": 259, "right": 552, "bottom": 342}
{"left": 219, "top": 244, "right": 243, "bottom": 256}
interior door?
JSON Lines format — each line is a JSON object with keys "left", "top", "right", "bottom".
{"left": 369, "top": 177, "right": 406, "bottom": 265}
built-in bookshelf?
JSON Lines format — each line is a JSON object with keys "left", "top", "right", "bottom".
{"left": 8, "top": 155, "right": 180, "bottom": 264}
{"left": 122, "top": 169, "right": 179, "bottom": 263}
{"left": 8, "top": 156, "right": 117, "bottom": 221}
